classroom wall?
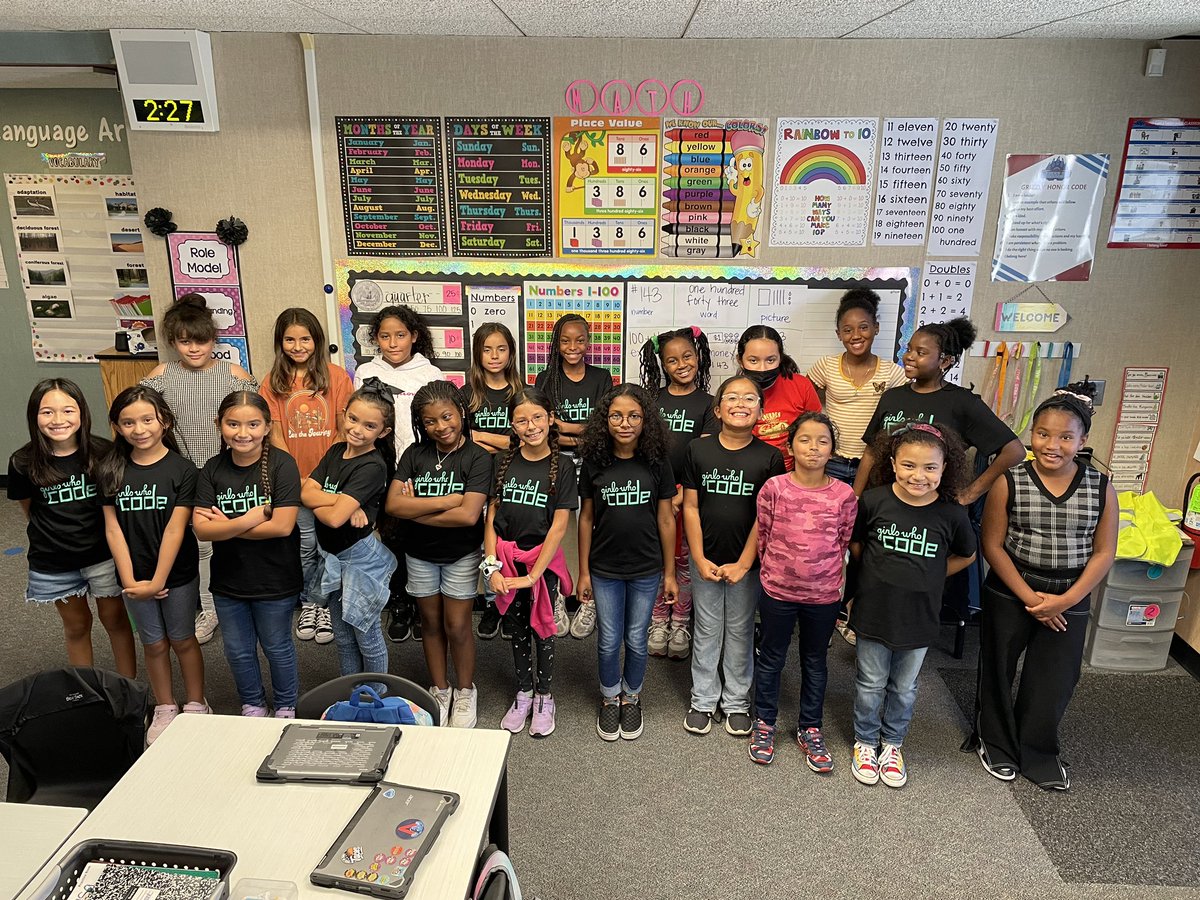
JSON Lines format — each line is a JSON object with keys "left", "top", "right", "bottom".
{"left": 0, "top": 87, "right": 132, "bottom": 462}
{"left": 122, "top": 33, "right": 1200, "bottom": 499}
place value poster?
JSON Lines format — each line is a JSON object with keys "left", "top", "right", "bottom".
{"left": 336, "top": 116, "right": 447, "bottom": 256}
{"left": 445, "top": 117, "right": 553, "bottom": 257}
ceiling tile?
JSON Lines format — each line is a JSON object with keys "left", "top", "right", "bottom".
{"left": 0, "top": 0, "right": 360, "bottom": 33}
{"left": 1012, "top": 0, "right": 1200, "bottom": 37}
{"left": 497, "top": 0, "right": 698, "bottom": 37}
{"left": 300, "top": 0, "right": 523, "bottom": 35}
{"left": 686, "top": 0, "right": 898, "bottom": 38}
{"left": 846, "top": 0, "right": 1146, "bottom": 38}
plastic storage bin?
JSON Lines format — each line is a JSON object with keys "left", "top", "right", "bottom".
{"left": 1105, "top": 554, "right": 1191, "bottom": 593}
{"left": 1084, "top": 625, "right": 1174, "bottom": 671}
{"left": 1094, "top": 586, "right": 1183, "bottom": 633}
{"left": 27, "top": 839, "right": 237, "bottom": 900}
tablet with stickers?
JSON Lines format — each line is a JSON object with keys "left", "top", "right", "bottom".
{"left": 311, "top": 782, "right": 460, "bottom": 898}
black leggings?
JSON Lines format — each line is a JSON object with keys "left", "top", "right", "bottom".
{"left": 505, "top": 566, "right": 557, "bottom": 695}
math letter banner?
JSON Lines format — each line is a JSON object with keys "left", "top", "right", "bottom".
{"left": 991, "top": 154, "right": 1109, "bottom": 282}
{"left": 1107, "top": 118, "right": 1200, "bottom": 249}
{"left": 769, "top": 118, "right": 877, "bottom": 247}
{"left": 553, "top": 117, "right": 660, "bottom": 257}
{"left": 445, "top": 117, "right": 552, "bottom": 257}
{"left": 659, "top": 117, "right": 769, "bottom": 260}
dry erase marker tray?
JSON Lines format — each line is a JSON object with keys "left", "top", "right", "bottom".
{"left": 27, "top": 839, "right": 237, "bottom": 900}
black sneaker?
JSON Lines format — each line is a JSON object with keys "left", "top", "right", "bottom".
{"left": 411, "top": 618, "right": 423, "bottom": 642}
{"left": 619, "top": 695, "right": 643, "bottom": 741}
{"left": 684, "top": 708, "right": 714, "bottom": 735}
{"left": 386, "top": 606, "right": 411, "bottom": 643}
{"left": 500, "top": 614, "right": 514, "bottom": 641}
{"left": 725, "top": 712, "right": 753, "bottom": 737}
{"left": 596, "top": 697, "right": 621, "bottom": 742}
{"left": 477, "top": 604, "right": 501, "bottom": 640}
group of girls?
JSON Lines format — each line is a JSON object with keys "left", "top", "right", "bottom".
{"left": 9, "top": 290, "right": 1115, "bottom": 790}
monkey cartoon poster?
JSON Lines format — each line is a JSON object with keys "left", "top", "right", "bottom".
{"left": 553, "top": 116, "right": 660, "bottom": 256}
{"left": 660, "top": 117, "right": 770, "bottom": 259}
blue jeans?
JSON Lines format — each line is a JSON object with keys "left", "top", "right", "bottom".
{"left": 853, "top": 637, "right": 929, "bottom": 747}
{"left": 327, "top": 593, "right": 389, "bottom": 677}
{"left": 754, "top": 593, "right": 841, "bottom": 728}
{"left": 690, "top": 561, "right": 760, "bottom": 714}
{"left": 591, "top": 573, "right": 659, "bottom": 698}
{"left": 826, "top": 456, "right": 859, "bottom": 486}
{"left": 296, "top": 507, "right": 318, "bottom": 604}
{"left": 213, "top": 594, "right": 300, "bottom": 708}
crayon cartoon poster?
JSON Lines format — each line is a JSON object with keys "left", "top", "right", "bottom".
{"left": 553, "top": 116, "right": 660, "bottom": 256}
{"left": 660, "top": 118, "right": 769, "bottom": 259}
{"left": 769, "top": 118, "right": 878, "bottom": 247}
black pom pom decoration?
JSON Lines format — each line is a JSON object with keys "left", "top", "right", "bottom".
{"left": 143, "top": 207, "right": 177, "bottom": 237}
{"left": 216, "top": 216, "right": 249, "bottom": 246}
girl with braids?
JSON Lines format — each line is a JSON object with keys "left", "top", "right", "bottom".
{"left": 100, "top": 386, "right": 209, "bottom": 744}
{"left": 967, "top": 383, "right": 1116, "bottom": 790}
{"left": 849, "top": 424, "right": 976, "bottom": 789}
{"left": 387, "top": 380, "right": 493, "bottom": 728}
{"left": 855, "top": 317, "right": 1025, "bottom": 502}
{"left": 194, "top": 392, "right": 302, "bottom": 718}
{"left": 736, "top": 324, "right": 821, "bottom": 472}
{"left": 353, "top": 303, "right": 444, "bottom": 644}
{"left": 637, "top": 326, "right": 716, "bottom": 659}
{"left": 484, "top": 388, "right": 578, "bottom": 737}
{"left": 260, "top": 307, "right": 353, "bottom": 646}
{"left": 577, "top": 384, "right": 678, "bottom": 742}
{"left": 301, "top": 379, "right": 398, "bottom": 680}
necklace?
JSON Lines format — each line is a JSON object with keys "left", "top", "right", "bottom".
{"left": 435, "top": 437, "right": 464, "bottom": 471}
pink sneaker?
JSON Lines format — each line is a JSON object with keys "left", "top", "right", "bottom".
{"left": 500, "top": 691, "right": 533, "bottom": 733}
{"left": 182, "top": 700, "right": 212, "bottom": 715}
{"left": 241, "top": 705, "right": 269, "bottom": 717}
{"left": 274, "top": 707, "right": 296, "bottom": 719}
{"left": 529, "top": 694, "right": 556, "bottom": 738}
{"left": 147, "top": 704, "right": 179, "bottom": 744}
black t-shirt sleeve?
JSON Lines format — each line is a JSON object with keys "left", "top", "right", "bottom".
{"left": 851, "top": 497, "right": 871, "bottom": 544}
{"left": 6, "top": 454, "right": 32, "bottom": 501}
{"left": 308, "top": 450, "right": 330, "bottom": 488}
{"left": 700, "top": 402, "right": 718, "bottom": 435}
{"left": 533, "top": 371, "right": 548, "bottom": 393}
{"left": 578, "top": 460, "right": 594, "bottom": 500}
{"left": 340, "top": 457, "right": 386, "bottom": 507}
{"left": 767, "top": 448, "right": 786, "bottom": 479}
{"left": 863, "top": 394, "right": 891, "bottom": 444}
{"left": 195, "top": 459, "right": 218, "bottom": 510}
{"left": 655, "top": 458, "right": 676, "bottom": 500}
{"left": 554, "top": 455, "right": 579, "bottom": 509}
{"left": 948, "top": 503, "right": 977, "bottom": 557}
{"left": 680, "top": 442, "right": 700, "bottom": 490}
{"left": 464, "top": 447, "right": 494, "bottom": 495}
{"left": 959, "top": 391, "right": 1019, "bottom": 457}
{"left": 271, "top": 452, "right": 302, "bottom": 507}
{"left": 586, "top": 366, "right": 612, "bottom": 404}
{"left": 177, "top": 463, "right": 198, "bottom": 507}
{"left": 394, "top": 445, "right": 417, "bottom": 482}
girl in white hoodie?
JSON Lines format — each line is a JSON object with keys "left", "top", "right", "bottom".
{"left": 354, "top": 304, "right": 446, "bottom": 643}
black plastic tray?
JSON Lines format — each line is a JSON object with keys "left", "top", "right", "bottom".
{"left": 25, "top": 838, "right": 237, "bottom": 900}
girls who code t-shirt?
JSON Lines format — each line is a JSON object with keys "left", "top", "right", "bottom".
{"left": 395, "top": 440, "right": 493, "bottom": 564}
{"left": 462, "top": 385, "right": 512, "bottom": 437}
{"left": 849, "top": 485, "right": 976, "bottom": 651}
{"left": 534, "top": 365, "right": 612, "bottom": 429}
{"left": 7, "top": 446, "right": 112, "bottom": 573}
{"left": 681, "top": 435, "right": 785, "bottom": 567}
{"left": 492, "top": 452, "right": 579, "bottom": 551}
{"left": 579, "top": 454, "right": 677, "bottom": 580}
{"left": 196, "top": 449, "right": 303, "bottom": 600}
{"left": 103, "top": 450, "right": 199, "bottom": 587}
{"left": 657, "top": 387, "right": 717, "bottom": 481}
{"left": 309, "top": 443, "right": 388, "bottom": 556}
{"left": 862, "top": 383, "right": 1018, "bottom": 457}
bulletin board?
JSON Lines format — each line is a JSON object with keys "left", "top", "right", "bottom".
{"left": 336, "top": 260, "right": 918, "bottom": 389}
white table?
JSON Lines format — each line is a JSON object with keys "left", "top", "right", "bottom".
{"left": 18, "top": 715, "right": 510, "bottom": 900}
{"left": 0, "top": 802, "right": 87, "bottom": 898}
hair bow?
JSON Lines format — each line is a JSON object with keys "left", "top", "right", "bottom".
{"left": 359, "top": 377, "right": 399, "bottom": 405}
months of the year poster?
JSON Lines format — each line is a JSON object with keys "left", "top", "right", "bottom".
{"left": 554, "top": 117, "right": 660, "bottom": 256}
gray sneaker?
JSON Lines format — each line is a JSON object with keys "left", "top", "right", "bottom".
{"left": 569, "top": 601, "right": 596, "bottom": 639}
{"left": 647, "top": 619, "right": 670, "bottom": 657}
{"left": 667, "top": 622, "right": 691, "bottom": 659}
{"left": 430, "top": 685, "right": 452, "bottom": 727}
{"left": 553, "top": 591, "right": 569, "bottom": 638}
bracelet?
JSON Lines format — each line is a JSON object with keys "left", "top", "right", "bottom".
{"left": 479, "top": 555, "right": 503, "bottom": 578}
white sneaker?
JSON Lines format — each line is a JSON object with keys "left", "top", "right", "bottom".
{"left": 431, "top": 685, "right": 452, "bottom": 727}
{"left": 314, "top": 606, "right": 335, "bottom": 644}
{"left": 553, "top": 592, "right": 569, "bottom": 638}
{"left": 449, "top": 685, "right": 478, "bottom": 728}
{"left": 147, "top": 704, "right": 179, "bottom": 744}
{"left": 569, "top": 601, "right": 596, "bottom": 639}
{"left": 182, "top": 699, "right": 212, "bottom": 715}
{"left": 194, "top": 610, "right": 219, "bottom": 645}
{"left": 879, "top": 743, "right": 908, "bottom": 788}
{"left": 295, "top": 604, "right": 318, "bottom": 640}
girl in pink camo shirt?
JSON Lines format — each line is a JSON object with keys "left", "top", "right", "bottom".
{"left": 748, "top": 411, "right": 857, "bottom": 768}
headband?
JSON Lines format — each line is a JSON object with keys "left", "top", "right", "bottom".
{"left": 1036, "top": 389, "right": 1093, "bottom": 431}
{"left": 893, "top": 422, "right": 944, "bottom": 442}
{"left": 358, "top": 376, "right": 399, "bottom": 406}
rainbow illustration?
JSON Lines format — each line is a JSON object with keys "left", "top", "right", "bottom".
{"left": 779, "top": 143, "right": 867, "bottom": 185}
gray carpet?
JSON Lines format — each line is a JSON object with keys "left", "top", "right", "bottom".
{"left": 3, "top": 494, "right": 1200, "bottom": 898}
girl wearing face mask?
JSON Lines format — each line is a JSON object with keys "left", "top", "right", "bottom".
{"left": 735, "top": 325, "right": 822, "bottom": 472}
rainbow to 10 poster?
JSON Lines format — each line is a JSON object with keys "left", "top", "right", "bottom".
{"left": 769, "top": 118, "right": 878, "bottom": 247}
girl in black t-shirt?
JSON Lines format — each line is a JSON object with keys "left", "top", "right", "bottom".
{"left": 849, "top": 424, "right": 976, "bottom": 789}
{"left": 99, "top": 386, "right": 209, "bottom": 744}
{"left": 194, "top": 392, "right": 302, "bottom": 718}
{"left": 577, "top": 384, "right": 678, "bottom": 742}
{"left": 639, "top": 326, "right": 717, "bottom": 660}
{"left": 8, "top": 378, "right": 134, "bottom": 678}
{"left": 533, "top": 313, "right": 612, "bottom": 451}
{"left": 387, "top": 381, "right": 492, "bottom": 729}
{"left": 485, "top": 388, "right": 578, "bottom": 738}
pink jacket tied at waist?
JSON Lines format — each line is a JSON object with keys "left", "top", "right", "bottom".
{"left": 494, "top": 538, "right": 574, "bottom": 640}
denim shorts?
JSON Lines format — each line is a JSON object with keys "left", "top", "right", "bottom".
{"left": 26, "top": 559, "right": 121, "bottom": 604}
{"left": 124, "top": 578, "right": 200, "bottom": 645}
{"left": 406, "top": 551, "right": 482, "bottom": 601}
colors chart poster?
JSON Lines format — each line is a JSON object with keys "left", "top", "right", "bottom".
{"left": 769, "top": 118, "right": 878, "bottom": 247}
{"left": 659, "top": 117, "right": 770, "bottom": 259}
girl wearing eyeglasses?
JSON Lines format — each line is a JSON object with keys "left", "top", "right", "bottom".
{"left": 577, "top": 383, "right": 677, "bottom": 743}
